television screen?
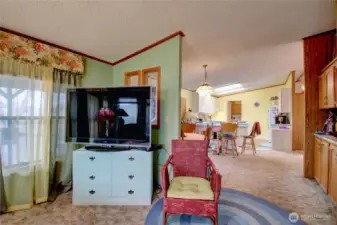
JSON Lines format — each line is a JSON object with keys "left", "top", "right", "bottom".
{"left": 66, "top": 86, "right": 151, "bottom": 147}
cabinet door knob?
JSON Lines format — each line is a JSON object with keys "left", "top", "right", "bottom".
{"left": 128, "top": 157, "right": 135, "bottom": 161}
{"left": 128, "top": 175, "right": 134, "bottom": 180}
{"left": 89, "top": 175, "right": 95, "bottom": 180}
{"left": 128, "top": 190, "right": 134, "bottom": 195}
{"left": 89, "top": 156, "right": 95, "bottom": 161}
{"left": 89, "top": 190, "right": 95, "bottom": 195}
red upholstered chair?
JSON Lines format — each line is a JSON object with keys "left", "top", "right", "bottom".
{"left": 161, "top": 140, "right": 221, "bottom": 225}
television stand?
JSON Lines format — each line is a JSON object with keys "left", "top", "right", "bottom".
{"left": 84, "top": 145, "right": 132, "bottom": 151}
{"left": 73, "top": 147, "right": 153, "bottom": 206}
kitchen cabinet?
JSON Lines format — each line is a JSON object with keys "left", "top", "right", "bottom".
{"left": 314, "top": 135, "right": 337, "bottom": 206}
{"left": 319, "top": 75, "right": 326, "bottom": 109}
{"left": 231, "top": 103, "right": 241, "bottom": 115}
{"left": 320, "top": 141, "right": 329, "bottom": 192}
{"left": 314, "top": 137, "right": 321, "bottom": 182}
{"left": 272, "top": 128, "right": 292, "bottom": 152}
{"left": 329, "top": 144, "right": 337, "bottom": 205}
{"left": 278, "top": 88, "right": 291, "bottom": 113}
{"left": 319, "top": 61, "right": 336, "bottom": 109}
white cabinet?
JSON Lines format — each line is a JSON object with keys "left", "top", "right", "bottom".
{"left": 272, "top": 128, "right": 292, "bottom": 152}
{"left": 73, "top": 148, "right": 153, "bottom": 205}
{"left": 278, "top": 88, "right": 292, "bottom": 113}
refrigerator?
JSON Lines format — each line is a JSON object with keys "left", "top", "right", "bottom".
{"left": 268, "top": 105, "right": 279, "bottom": 143}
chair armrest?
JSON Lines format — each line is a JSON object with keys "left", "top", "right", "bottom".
{"left": 207, "top": 157, "right": 221, "bottom": 201}
{"left": 160, "top": 155, "right": 173, "bottom": 197}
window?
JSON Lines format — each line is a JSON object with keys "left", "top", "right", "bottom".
{"left": 0, "top": 74, "right": 63, "bottom": 168}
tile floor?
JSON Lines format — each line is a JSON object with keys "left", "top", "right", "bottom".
{"left": 0, "top": 149, "right": 335, "bottom": 225}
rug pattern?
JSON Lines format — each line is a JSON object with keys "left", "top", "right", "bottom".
{"left": 145, "top": 188, "right": 306, "bottom": 225}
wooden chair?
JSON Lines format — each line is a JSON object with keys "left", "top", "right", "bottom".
{"left": 217, "top": 123, "right": 239, "bottom": 157}
{"left": 181, "top": 123, "right": 211, "bottom": 141}
{"left": 161, "top": 140, "right": 221, "bottom": 225}
{"left": 241, "top": 122, "right": 260, "bottom": 155}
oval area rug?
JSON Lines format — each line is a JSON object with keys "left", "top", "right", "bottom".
{"left": 145, "top": 188, "right": 306, "bottom": 225}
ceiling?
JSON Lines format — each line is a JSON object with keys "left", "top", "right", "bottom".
{"left": 0, "top": 1, "right": 335, "bottom": 94}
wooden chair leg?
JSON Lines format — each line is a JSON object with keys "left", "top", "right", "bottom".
{"left": 232, "top": 140, "right": 238, "bottom": 157}
{"left": 251, "top": 138, "right": 256, "bottom": 155}
{"left": 242, "top": 137, "right": 246, "bottom": 155}
{"left": 235, "top": 139, "right": 238, "bottom": 156}
{"left": 225, "top": 140, "right": 228, "bottom": 154}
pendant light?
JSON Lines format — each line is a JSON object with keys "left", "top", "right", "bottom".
{"left": 196, "top": 64, "right": 214, "bottom": 96}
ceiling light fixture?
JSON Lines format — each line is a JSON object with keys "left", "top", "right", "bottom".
{"left": 196, "top": 64, "right": 214, "bottom": 96}
{"left": 214, "top": 83, "right": 243, "bottom": 93}
{"left": 215, "top": 87, "right": 246, "bottom": 96}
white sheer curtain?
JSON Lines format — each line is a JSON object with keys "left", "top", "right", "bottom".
{"left": 0, "top": 71, "right": 52, "bottom": 211}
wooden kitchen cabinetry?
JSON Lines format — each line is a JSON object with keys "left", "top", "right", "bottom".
{"left": 319, "top": 60, "right": 336, "bottom": 109}
{"left": 329, "top": 144, "right": 337, "bottom": 205}
{"left": 320, "top": 141, "right": 329, "bottom": 192}
{"left": 314, "top": 136, "right": 337, "bottom": 205}
{"left": 314, "top": 137, "right": 321, "bottom": 182}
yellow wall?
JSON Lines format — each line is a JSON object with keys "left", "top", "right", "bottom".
{"left": 214, "top": 85, "right": 284, "bottom": 139}
{"left": 181, "top": 89, "right": 198, "bottom": 112}
{"left": 284, "top": 73, "right": 292, "bottom": 88}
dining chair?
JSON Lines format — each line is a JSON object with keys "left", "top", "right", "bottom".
{"left": 241, "top": 122, "right": 260, "bottom": 155}
{"left": 217, "top": 122, "right": 239, "bottom": 157}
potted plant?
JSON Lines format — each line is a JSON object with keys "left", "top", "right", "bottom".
{"left": 270, "top": 96, "right": 279, "bottom": 105}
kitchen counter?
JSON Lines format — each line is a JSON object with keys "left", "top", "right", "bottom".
{"left": 314, "top": 134, "right": 337, "bottom": 145}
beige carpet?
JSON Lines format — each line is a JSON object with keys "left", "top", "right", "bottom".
{"left": 0, "top": 150, "right": 335, "bottom": 225}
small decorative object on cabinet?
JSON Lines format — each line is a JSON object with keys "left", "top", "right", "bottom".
{"left": 73, "top": 148, "right": 153, "bottom": 205}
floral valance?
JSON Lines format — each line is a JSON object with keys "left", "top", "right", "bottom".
{"left": 0, "top": 31, "right": 84, "bottom": 74}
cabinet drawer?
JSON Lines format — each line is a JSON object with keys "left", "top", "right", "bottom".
{"left": 74, "top": 183, "right": 111, "bottom": 197}
{"left": 73, "top": 151, "right": 112, "bottom": 175}
{"left": 111, "top": 151, "right": 152, "bottom": 170}
{"left": 112, "top": 173, "right": 150, "bottom": 197}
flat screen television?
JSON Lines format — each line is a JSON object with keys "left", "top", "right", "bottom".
{"left": 66, "top": 86, "right": 151, "bottom": 147}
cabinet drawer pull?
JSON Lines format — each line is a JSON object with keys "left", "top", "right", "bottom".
{"left": 128, "top": 175, "right": 134, "bottom": 180}
{"left": 89, "top": 190, "right": 95, "bottom": 195}
{"left": 128, "top": 190, "right": 134, "bottom": 195}
{"left": 89, "top": 156, "right": 95, "bottom": 161}
{"left": 89, "top": 175, "right": 95, "bottom": 180}
{"left": 128, "top": 157, "right": 135, "bottom": 161}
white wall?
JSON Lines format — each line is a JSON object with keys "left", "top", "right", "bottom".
{"left": 181, "top": 89, "right": 198, "bottom": 112}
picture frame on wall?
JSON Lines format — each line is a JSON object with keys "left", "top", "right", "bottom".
{"left": 124, "top": 70, "right": 141, "bottom": 86}
{"left": 142, "top": 66, "right": 161, "bottom": 128}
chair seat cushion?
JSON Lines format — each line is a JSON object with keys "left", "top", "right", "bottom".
{"left": 184, "top": 133, "right": 205, "bottom": 140}
{"left": 167, "top": 176, "right": 214, "bottom": 200}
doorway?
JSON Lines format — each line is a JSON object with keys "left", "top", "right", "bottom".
{"left": 228, "top": 101, "right": 242, "bottom": 122}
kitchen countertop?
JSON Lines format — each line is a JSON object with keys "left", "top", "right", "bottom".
{"left": 314, "top": 133, "right": 337, "bottom": 145}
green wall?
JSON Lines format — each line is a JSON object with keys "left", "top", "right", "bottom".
{"left": 81, "top": 38, "right": 182, "bottom": 185}
{"left": 113, "top": 36, "right": 182, "bottom": 184}
{"left": 82, "top": 57, "right": 114, "bottom": 87}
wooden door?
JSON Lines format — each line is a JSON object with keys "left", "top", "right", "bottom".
{"left": 319, "top": 75, "right": 326, "bottom": 109}
{"left": 329, "top": 145, "right": 337, "bottom": 205}
{"left": 314, "top": 137, "right": 321, "bottom": 183}
{"left": 320, "top": 141, "right": 329, "bottom": 193}
{"left": 326, "top": 67, "right": 335, "bottom": 108}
